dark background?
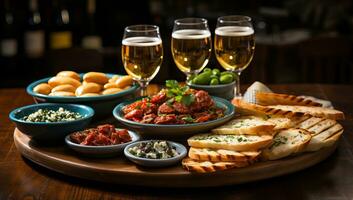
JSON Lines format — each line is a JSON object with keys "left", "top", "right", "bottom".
{"left": 1, "top": 0, "right": 353, "bottom": 87}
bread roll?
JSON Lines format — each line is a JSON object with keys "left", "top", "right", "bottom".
{"left": 48, "top": 76, "right": 81, "bottom": 88}
{"left": 33, "top": 83, "right": 52, "bottom": 95}
{"left": 83, "top": 72, "right": 109, "bottom": 84}
{"left": 51, "top": 84, "right": 76, "bottom": 93}
{"left": 115, "top": 76, "right": 133, "bottom": 88}
{"left": 75, "top": 82, "right": 102, "bottom": 96}
{"left": 57, "top": 71, "right": 80, "bottom": 81}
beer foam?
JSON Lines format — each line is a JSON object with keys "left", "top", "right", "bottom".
{"left": 122, "top": 37, "right": 162, "bottom": 46}
{"left": 215, "top": 26, "right": 254, "bottom": 36}
{"left": 172, "top": 29, "right": 211, "bottom": 39}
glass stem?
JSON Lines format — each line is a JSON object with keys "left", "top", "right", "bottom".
{"left": 235, "top": 71, "right": 242, "bottom": 98}
{"left": 139, "top": 81, "right": 149, "bottom": 97}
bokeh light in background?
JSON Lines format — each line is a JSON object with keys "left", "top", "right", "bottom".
{"left": 0, "top": 0, "right": 352, "bottom": 87}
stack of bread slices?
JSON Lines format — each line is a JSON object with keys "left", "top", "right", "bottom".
{"left": 182, "top": 92, "right": 344, "bottom": 173}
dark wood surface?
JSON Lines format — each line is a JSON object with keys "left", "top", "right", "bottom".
{"left": 1, "top": 84, "right": 353, "bottom": 200}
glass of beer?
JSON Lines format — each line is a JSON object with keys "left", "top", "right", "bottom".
{"left": 215, "top": 15, "right": 255, "bottom": 98}
{"left": 171, "top": 18, "right": 212, "bottom": 81}
{"left": 122, "top": 25, "right": 163, "bottom": 96}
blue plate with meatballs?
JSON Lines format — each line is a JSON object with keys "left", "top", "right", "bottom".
{"left": 113, "top": 80, "right": 234, "bottom": 138}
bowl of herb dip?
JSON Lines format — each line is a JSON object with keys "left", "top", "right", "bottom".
{"left": 124, "top": 140, "right": 187, "bottom": 167}
{"left": 9, "top": 103, "right": 94, "bottom": 143}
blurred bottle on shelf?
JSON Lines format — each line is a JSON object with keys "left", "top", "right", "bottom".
{"left": 0, "top": 0, "right": 18, "bottom": 58}
{"left": 49, "top": 0, "right": 72, "bottom": 49}
{"left": 81, "top": 0, "right": 102, "bottom": 50}
{"left": 24, "top": 0, "right": 45, "bottom": 58}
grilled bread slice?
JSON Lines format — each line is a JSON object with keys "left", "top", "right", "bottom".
{"left": 232, "top": 99, "right": 306, "bottom": 118}
{"left": 188, "top": 147, "right": 261, "bottom": 162}
{"left": 267, "top": 105, "right": 345, "bottom": 120}
{"left": 188, "top": 133, "right": 273, "bottom": 151}
{"left": 256, "top": 92, "right": 322, "bottom": 107}
{"left": 296, "top": 117, "right": 325, "bottom": 129}
{"left": 182, "top": 158, "right": 249, "bottom": 173}
{"left": 262, "top": 128, "right": 312, "bottom": 160}
{"left": 232, "top": 99, "right": 345, "bottom": 120}
{"left": 212, "top": 116, "right": 275, "bottom": 135}
{"left": 305, "top": 122, "right": 343, "bottom": 151}
{"left": 267, "top": 116, "right": 293, "bottom": 130}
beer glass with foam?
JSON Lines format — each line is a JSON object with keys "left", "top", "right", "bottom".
{"left": 215, "top": 15, "right": 255, "bottom": 98}
{"left": 122, "top": 25, "right": 163, "bottom": 96}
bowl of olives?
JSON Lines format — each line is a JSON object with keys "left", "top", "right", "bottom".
{"left": 187, "top": 68, "right": 236, "bottom": 100}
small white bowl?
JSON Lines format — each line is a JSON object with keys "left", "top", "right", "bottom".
{"left": 124, "top": 140, "right": 187, "bottom": 167}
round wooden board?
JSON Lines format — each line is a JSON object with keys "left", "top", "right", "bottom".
{"left": 14, "top": 128, "right": 337, "bottom": 187}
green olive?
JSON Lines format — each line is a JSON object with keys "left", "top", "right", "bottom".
{"left": 210, "top": 74, "right": 218, "bottom": 80}
{"left": 221, "top": 71, "right": 236, "bottom": 80}
{"left": 203, "top": 68, "right": 211, "bottom": 73}
{"left": 212, "top": 68, "right": 221, "bottom": 76}
{"left": 193, "top": 72, "right": 211, "bottom": 85}
{"left": 220, "top": 74, "right": 234, "bottom": 84}
{"left": 210, "top": 78, "right": 219, "bottom": 85}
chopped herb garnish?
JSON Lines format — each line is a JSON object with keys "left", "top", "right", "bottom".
{"left": 165, "top": 80, "right": 195, "bottom": 106}
{"left": 182, "top": 116, "right": 194, "bottom": 123}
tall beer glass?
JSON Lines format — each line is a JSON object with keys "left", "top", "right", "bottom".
{"left": 122, "top": 25, "right": 163, "bottom": 96}
{"left": 171, "top": 18, "right": 212, "bottom": 81}
{"left": 215, "top": 16, "right": 255, "bottom": 98}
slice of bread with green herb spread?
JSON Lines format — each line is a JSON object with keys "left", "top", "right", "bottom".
{"left": 182, "top": 157, "right": 249, "bottom": 173}
{"left": 262, "top": 128, "right": 312, "bottom": 160}
{"left": 188, "top": 133, "right": 273, "bottom": 151}
{"left": 256, "top": 92, "right": 322, "bottom": 107}
{"left": 266, "top": 116, "right": 294, "bottom": 130}
{"left": 188, "top": 147, "right": 260, "bottom": 162}
{"left": 212, "top": 116, "right": 275, "bottom": 135}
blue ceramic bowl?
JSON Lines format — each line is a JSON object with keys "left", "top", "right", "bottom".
{"left": 26, "top": 73, "right": 139, "bottom": 118}
{"left": 9, "top": 103, "right": 94, "bottom": 142}
{"left": 187, "top": 81, "right": 236, "bottom": 100}
{"left": 65, "top": 129, "right": 140, "bottom": 157}
{"left": 113, "top": 96, "right": 235, "bottom": 138}
{"left": 124, "top": 140, "right": 187, "bottom": 167}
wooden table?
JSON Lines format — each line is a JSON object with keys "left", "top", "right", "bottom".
{"left": 1, "top": 84, "right": 353, "bottom": 200}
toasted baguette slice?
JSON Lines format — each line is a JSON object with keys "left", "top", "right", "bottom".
{"left": 188, "top": 133, "right": 273, "bottom": 151}
{"left": 256, "top": 92, "right": 322, "bottom": 107}
{"left": 188, "top": 147, "right": 261, "bottom": 162}
{"left": 182, "top": 158, "right": 249, "bottom": 173}
{"left": 267, "top": 116, "right": 293, "bottom": 130}
{"left": 232, "top": 99, "right": 306, "bottom": 118}
{"left": 267, "top": 105, "right": 345, "bottom": 120}
{"left": 262, "top": 128, "right": 312, "bottom": 160}
{"left": 289, "top": 116, "right": 311, "bottom": 126}
{"left": 307, "top": 119, "right": 337, "bottom": 136}
{"left": 296, "top": 117, "right": 325, "bottom": 129}
{"left": 212, "top": 116, "right": 275, "bottom": 135}
{"left": 305, "top": 123, "right": 343, "bottom": 152}
{"left": 232, "top": 99, "right": 345, "bottom": 120}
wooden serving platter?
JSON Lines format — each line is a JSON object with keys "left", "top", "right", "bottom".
{"left": 14, "top": 128, "right": 337, "bottom": 187}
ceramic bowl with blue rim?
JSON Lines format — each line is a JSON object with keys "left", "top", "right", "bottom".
{"left": 113, "top": 96, "right": 235, "bottom": 138}
{"left": 65, "top": 129, "right": 140, "bottom": 157}
{"left": 124, "top": 140, "right": 187, "bottom": 167}
{"left": 26, "top": 73, "right": 139, "bottom": 118}
{"left": 9, "top": 103, "right": 94, "bottom": 143}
